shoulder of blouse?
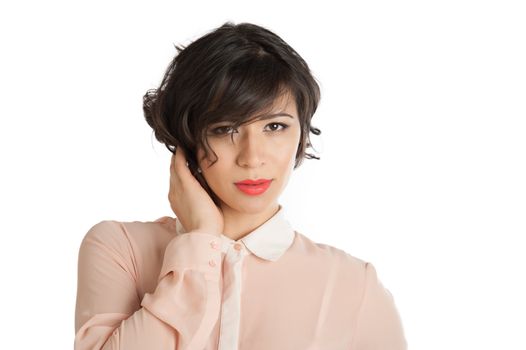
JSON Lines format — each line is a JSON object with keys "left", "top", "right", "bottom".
{"left": 292, "top": 230, "right": 368, "bottom": 265}
{"left": 289, "top": 231, "right": 370, "bottom": 291}
{"left": 80, "top": 218, "right": 176, "bottom": 251}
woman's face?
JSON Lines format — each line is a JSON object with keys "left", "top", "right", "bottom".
{"left": 196, "top": 91, "right": 301, "bottom": 215}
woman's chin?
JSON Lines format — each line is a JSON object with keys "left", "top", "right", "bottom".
{"left": 222, "top": 195, "right": 277, "bottom": 215}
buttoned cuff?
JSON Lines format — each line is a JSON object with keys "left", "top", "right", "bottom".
{"left": 159, "top": 232, "right": 222, "bottom": 283}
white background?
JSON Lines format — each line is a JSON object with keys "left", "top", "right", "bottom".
{"left": 1, "top": 0, "right": 525, "bottom": 349}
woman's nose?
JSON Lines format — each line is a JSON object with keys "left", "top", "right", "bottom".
{"left": 236, "top": 132, "right": 265, "bottom": 168}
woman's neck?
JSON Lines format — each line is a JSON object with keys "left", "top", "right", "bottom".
{"left": 220, "top": 202, "right": 280, "bottom": 241}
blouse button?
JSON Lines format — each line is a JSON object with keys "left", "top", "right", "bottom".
{"left": 210, "top": 240, "right": 219, "bottom": 250}
{"left": 233, "top": 243, "right": 242, "bottom": 251}
{"left": 208, "top": 259, "right": 216, "bottom": 267}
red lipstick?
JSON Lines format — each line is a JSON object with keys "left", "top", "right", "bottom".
{"left": 234, "top": 179, "right": 272, "bottom": 196}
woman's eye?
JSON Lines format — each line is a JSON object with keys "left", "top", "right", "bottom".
{"left": 209, "top": 122, "right": 289, "bottom": 136}
{"left": 209, "top": 126, "right": 237, "bottom": 135}
{"left": 265, "top": 122, "right": 289, "bottom": 132}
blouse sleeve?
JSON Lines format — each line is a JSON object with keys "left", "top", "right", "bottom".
{"left": 74, "top": 220, "right": 222, "bottom": 350}
{"left": 350, "top": 262, "right": 408, "bottom": 350}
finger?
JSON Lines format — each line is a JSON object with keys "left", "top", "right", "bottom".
{"left": 174, "top": 147, "right": 191, "bottom": 181}
{"left": 173, "top": 146, "right": 183, "bottom": 170}
{"left": 170, "top": 153, "right": 177, "bottom": 178}
{"left": 169, "top": 154, "right": 176, "bottom": 188}
{"left": 170, "top": 152, "right": 184, "bottom": 186}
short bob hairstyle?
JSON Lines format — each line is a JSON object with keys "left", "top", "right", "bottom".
{"left": 143, "top": 21, "right": 322, "bottom": 170}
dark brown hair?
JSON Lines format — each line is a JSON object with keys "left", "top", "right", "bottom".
{"left": 143, "top": 21, "right": 321, "bottom": 173}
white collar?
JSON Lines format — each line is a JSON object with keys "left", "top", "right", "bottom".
{"left": 175, "top": 205, "right": 295, "bottom": 262}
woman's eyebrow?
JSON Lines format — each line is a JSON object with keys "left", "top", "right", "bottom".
{"left": 257, "top": 112, "right": 295, "bottom": 120}
{"left": 209, "top": 113, "right": 295, "bottom": 128}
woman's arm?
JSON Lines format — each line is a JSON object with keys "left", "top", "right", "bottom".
{"left": 74, "top": 220, "right": 222, "bottom": 350}
{"left": 350, "top": 262, "right": 408, "bottom": 350}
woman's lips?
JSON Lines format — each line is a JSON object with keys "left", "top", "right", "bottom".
{"left": 234, "top": 180, "right": 272, "bottom": 195}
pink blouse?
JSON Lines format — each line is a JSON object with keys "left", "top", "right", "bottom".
{"left": 74, "top": 205, "right": 407, "bottom": 349}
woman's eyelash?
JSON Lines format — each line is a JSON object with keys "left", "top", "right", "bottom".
{"left": 209, "top": 122, "right": 289, "bottom": 135}
{"left": 267, "top": 122, "right": 289, "bottom": 132}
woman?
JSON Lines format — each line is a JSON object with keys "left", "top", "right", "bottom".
{"left": 74, "top": 21, "right": 407, "bottom": 349}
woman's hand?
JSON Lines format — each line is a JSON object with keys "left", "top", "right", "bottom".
{"left": 168, "top": 147, "right": 224, "bottom": 236}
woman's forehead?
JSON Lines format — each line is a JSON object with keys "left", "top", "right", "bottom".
{"left": 210, "top": 91, "right": 297, "bottom": 124}
{"left": 249, "top": 91, "right": 298, "bottom": 119}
